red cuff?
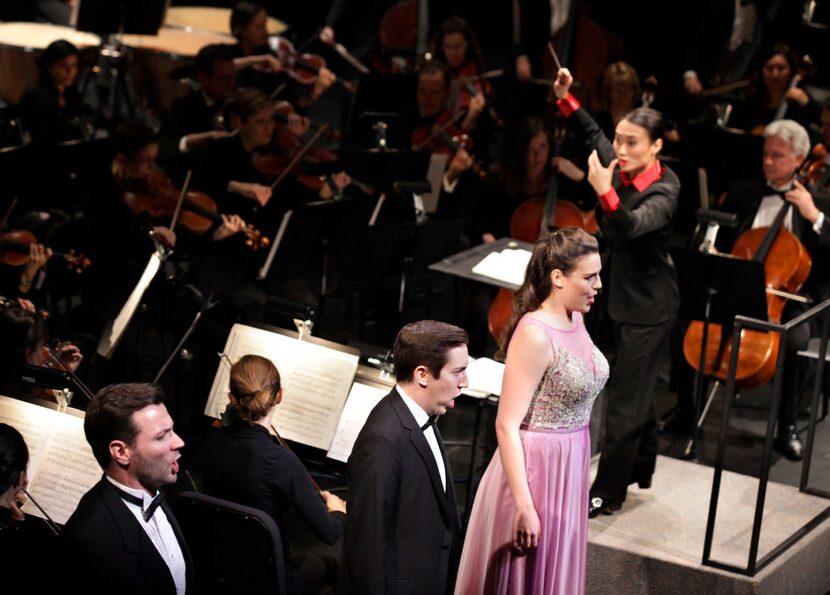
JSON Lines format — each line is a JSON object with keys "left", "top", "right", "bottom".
{"left": 599, "top": 187, "right": 620, "bottom": 214}
{"left": 555, "top": 94, "right": 581, "bottom": 117}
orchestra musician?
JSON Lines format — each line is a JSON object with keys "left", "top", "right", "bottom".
{"left": 15, "top": 39, "right": 93, "bottom": 144}
{"left": 553, "top": 68, "right": 680, "bottom": 518}
{"left": 714, "top": 120, "right": 830, "bottom": 460}
{"left": 202, "top": 354, "right": 347, "bottom": 595}
{"left": 0, "top": 302, "right": 82, "bottom": 401}
{"left": 62, "top": 383, "right": 191, "bottom": 595}
{"left": 158, "top": 43, "right": 238, "bottom": 184}
{"left": 431, "top": 16, "right": 488, "bottom": 127}
{"left": 231, "top": 1, "right": 336, "bottom": 106}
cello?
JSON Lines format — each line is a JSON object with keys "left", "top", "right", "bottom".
{"left": 682, "top": 167, "right": 817, "bottom": 388}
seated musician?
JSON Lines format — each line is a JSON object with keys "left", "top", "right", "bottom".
{"left": 715, "top": 119, "right": 829, "bottom": 460}
{"left": 0, "top": 422, "right": 59, "bottom": 591}
{"left": 729, "top": 44, "right": 821, "bottom": 134}
{"left": 0, "top": 243, "right": 51, "bottom": 302}
{"left": 202, "top": 354, "right": 347, "bottom": 595}
{"left": 431, "top": 17, "right": 488, "bottom": 131}
{"left": 72, "top": 121, "right": 243, "bottom": 333}
{"left": 15, "top": 39, "right": 94, "bottom": 144}
{"left": 158, "top": 43, "right": 238, "bottom": 183}
{"left": 230, "top": 1, "right": 335, "bottom": 107}
{"left": 0, "top": 302, "right": 82, "bottom": 401}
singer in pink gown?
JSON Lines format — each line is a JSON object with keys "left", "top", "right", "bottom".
{"left": 455, "top": 228, "right": 608, "bottom": 594}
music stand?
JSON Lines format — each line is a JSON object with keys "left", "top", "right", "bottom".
{"left": 671, "top": 247, "right": 768, "bottom": 458}
{"left": 76, "top": 0, "right": 169, "bottom": 121}
{"left": 345, "top": 73, "right": 416, "bottom": 146}
{"left": 257, "top": 199, "right": 370, "bottom": 291}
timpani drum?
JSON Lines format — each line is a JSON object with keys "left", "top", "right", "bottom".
{"left": 0, "top": 23, "right": 101, "bottom": 105}
{"left": 117, "top": 28, "right": 234, "bottom": 118}
{"left": 164, "top": 6, "right": 287, "bottom": 36}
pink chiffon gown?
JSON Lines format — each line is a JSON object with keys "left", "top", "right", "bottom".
{"left": 455, "top": 314, "right": 609, "bottom": 595}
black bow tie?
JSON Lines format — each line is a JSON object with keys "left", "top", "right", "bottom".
{"left": 765, "top": 185, "right": 792, "bottom": 199}
{"left": 421, "top": 415, "right": 438, "bottom": 431}
{"left": 111, "top": 484, "right": 163, "bottom": 521}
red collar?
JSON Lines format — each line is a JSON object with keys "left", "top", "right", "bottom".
{"left": 620, "top": 160, "right": 664, "bottom": 191}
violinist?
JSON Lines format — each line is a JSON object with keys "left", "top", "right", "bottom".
{"left": 714, "top": 120, "right": 830, "bottom": 460}
{"left": 0, "top": 302, "right": 82, "bottom": 401}
{"left": 0, "top": 241, "right": 51, "bottom": 301}
{"left": 231, "top": 1, "right": 336, "bottom": 106}
{"left": 431, "top": 17, "right": 488, "bottom": 129}
{"left": 0, "top": 422, "right": 59, "bottom": 592}
{"left": 553, "top": 68, "right": 680, "bottom": 518}
{"left": 15, "top": 39, "right": 94, "bottom": 144}
{"left": 729, "top": 44, "right": 821, "bottom": 134}
{"left": 158, "top": 44, "right": 238, "bottom": 184}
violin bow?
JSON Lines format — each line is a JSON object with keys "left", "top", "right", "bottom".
{"left": 168, "top": 170, "right": 193, "bottom": 233}
{"left": 0, "top": 197, "right": 18, "bottom": 231}
{"left": 21, "top": 487, "right": 61, "bottom": 536}
{"left": 269, "top": 124, "right": 331, "bottom": 191}
{"left": 45, "top": 344, "right": 95, "bottom": 402}
{"left": 412, "top": 111, "right": 466, "bottom": 151}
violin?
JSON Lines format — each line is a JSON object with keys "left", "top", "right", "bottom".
{"left": 122, "top": 170, "right": 270, "bottom": 251}
{"left": 0, "top": 230, "right": 90, "bottom": 273}
{"left": 267, "top": 36, "right": 355, "bottom": 93}
{"left": 411, "top": 111, "right": 487, "bottom": 177}
{"left": 450, "top": 61, "right": 502, "bottom": 126}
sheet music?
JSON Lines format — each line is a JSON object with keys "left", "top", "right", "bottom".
{"left": 0, "top": 396, "right": 99, "bottom": 525}
{"left": 471, "top": 248, "right": 532, "bottom": 286}
{"left": 205, "top": 324, "right": 360, "bottom": 450}
{"left": 422, "top": 153, "right": 449, "bottom": 214}
{"left": 326, "top": 382, "right": 388, "bottom": 463}
{"left": 463, "top": 357, "right": 505, "bottom": 398}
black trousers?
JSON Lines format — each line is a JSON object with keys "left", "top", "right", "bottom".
{"left": 591, "top": 318, "right": 674, "bottom": 504}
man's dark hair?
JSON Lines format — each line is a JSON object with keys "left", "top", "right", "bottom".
{"left": 418, "top": 60, "right": 451, "bottom": 89}
{"left": 393, "top": 320, "right": 468, "bottom": 381}
{"left": 84, "top": 383, "right": 165, "bottom": 469}
{"left": 112, "top": 120, "right": 157, "bottom": 160}
{"left": 195, "top": 43, "right": 236, "bottom": 76}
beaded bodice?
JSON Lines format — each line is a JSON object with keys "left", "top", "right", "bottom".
{"left": 516, "top": 315, "right": 608, "bottom": 431}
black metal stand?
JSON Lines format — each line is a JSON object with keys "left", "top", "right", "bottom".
{"left": 154, "top": 288, "right": 219, "bottom": 384}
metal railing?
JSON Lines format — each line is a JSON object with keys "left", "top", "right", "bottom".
{"left": 702, "top": 297, "right": 830, "bottom": 575}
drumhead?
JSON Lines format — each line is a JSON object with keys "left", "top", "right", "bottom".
{"left": 0, "top": 22, "right": 101, "bottom": 50}
{"left": 116, "top": 28, "right": 234, "bottom": 57}
{"left": 164, "top": 6, "right": 287, "bottom": 36}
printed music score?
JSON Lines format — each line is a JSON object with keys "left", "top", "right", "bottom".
{"left": 205, "top": 324, "right": 360, "bottom": 451}
{"left": 0, "top": 396, "right": 100, "bottom": 525}
{"left": 326, "top": 382, "right": 388, "bottom": 463}
{"left": 463, "top": 357, "right": 505, "bottom": 398}
{"left": 471, "top": 248, "right": 532, "bottom": 286}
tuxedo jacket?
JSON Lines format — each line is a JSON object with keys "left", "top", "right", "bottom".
{"left": 717, "top": 179, "right": 830, "bottom": 301}
{"left": 62, "top": 478, "right": 193, "bottom": 595}
{"left": 337, "top": 388, "right": 462, "bottom": 595}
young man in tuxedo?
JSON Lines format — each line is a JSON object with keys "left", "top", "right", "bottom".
{"left": 62, "top": 383, "right": 192, "bottom": 594}
{"left": 338, "top": 320, "right": 468, "bottom": 595}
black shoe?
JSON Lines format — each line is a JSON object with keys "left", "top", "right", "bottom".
{"left": 636, "top": 478, "right": 652, "bottom": 489}
{"left": 589, "top": 497, "right": 621, "bottom": 518}
{"left": 774, "top": 426, "right": 803, "bottom": 461}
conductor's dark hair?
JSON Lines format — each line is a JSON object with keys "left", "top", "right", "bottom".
{"left": 84, "top": 383, "right": 165, "bottom": 469}
{"left": 231, "top": 1, "right": 266, "bottom": 40}
{"left": 393, "top": 320, "right": 468, "bottom": 381}
{"left": 112, "top": 120, "right": 157, "bottom": 160}
{"left": 622, "top": 107, "right": 665, "bottom": 143}
{"left": 0, "top": 423, "right": 29, "bottom": 495}
{"left": 195, "top": 43, "right": 237, "bottom": 76}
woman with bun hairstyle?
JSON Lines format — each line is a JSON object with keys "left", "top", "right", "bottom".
{"left": 202, "top": 354, "right": 346, "bottom": 595}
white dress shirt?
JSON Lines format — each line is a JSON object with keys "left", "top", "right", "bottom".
{"left": 397, "top": 384, "right": 446, "bottom": 491}
{"left": 107, "top": 476, "right": 187, "bottom": 595}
